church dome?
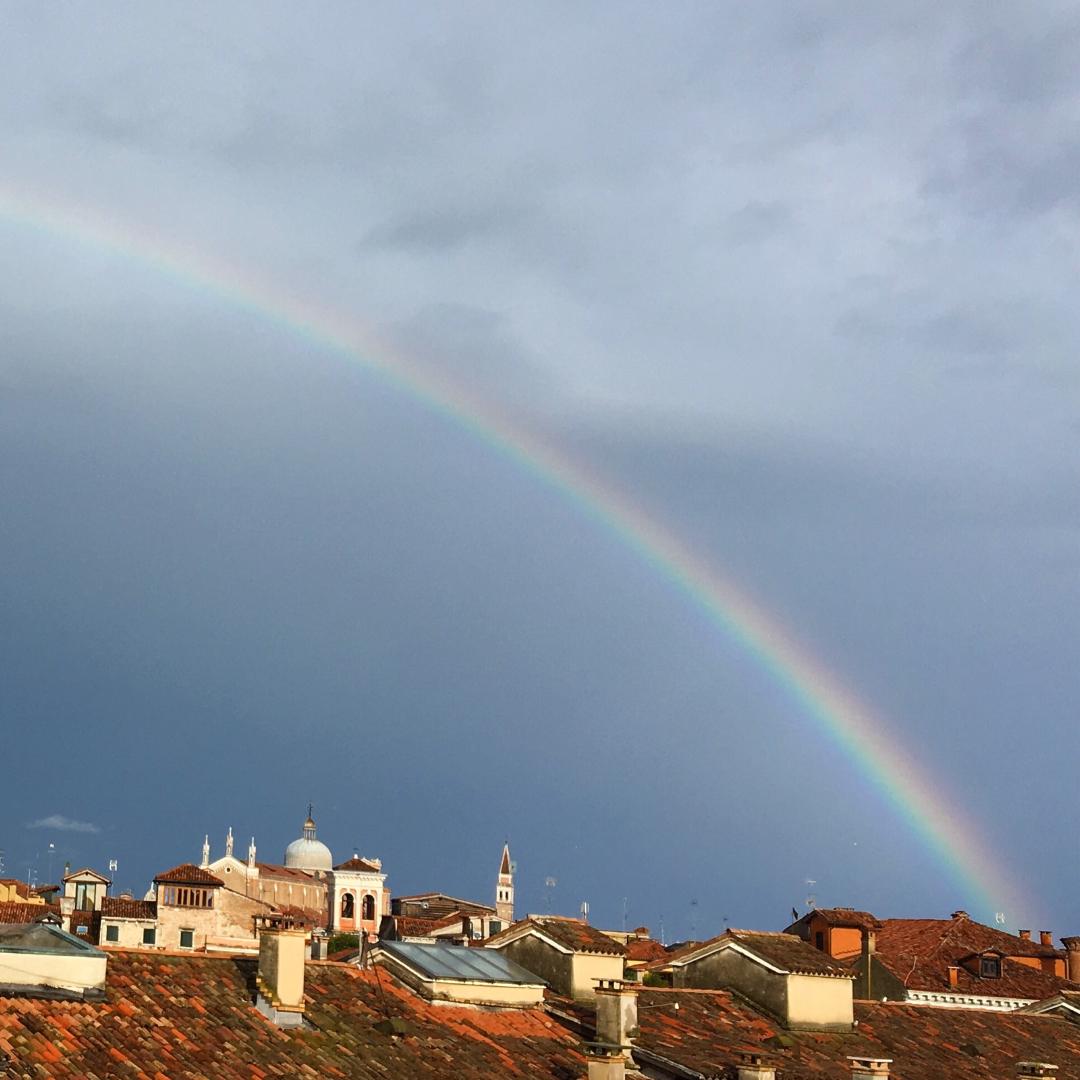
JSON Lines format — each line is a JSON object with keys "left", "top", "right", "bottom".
{"left": 283, "top": 810, "right": 332, "bottom": 871}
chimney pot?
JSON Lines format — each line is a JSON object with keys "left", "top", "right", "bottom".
{"left": 738, "top": 1051, "right": 777, "bottom": 1080}
{"left": 950, "top": 910, "right": 969, "bottom": 921}
{"left": 1061, "top": 937, "right": 1080, "bottom": 983}
{"left": 1039, "top": 931, "right": 1053, "bottom": 947}
{"left": 947, "top": 965, "right": 960, "bottom": 989}
{"left": 849, "top": 1056, "right": 891, "bottom": 1078}
{"left": 1019, "top": 930, "right": 1031, "bottom": 941}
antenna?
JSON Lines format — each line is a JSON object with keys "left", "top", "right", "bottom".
{"left": 994, "top": 912, "right": 1007, "bottom": 926}
{"left": 580, "top": 900, "right": 589, "bottom": 924}
{"left": 658, "top": 914, "right": 665, "bottom": 946}
{"left": 689, "top": 898, "right": 699, "bottom": 940}
{"left": 544, "top": 876, "right": 557, "bottom": 913}
{"left": 622, "top": 897, "right": 629, "bottom": 932}
{"left": 108, "top": 859, "right": 118, "bottom": 873}
{"left": 805, "top": 878, "right": 817, "bottom": 910}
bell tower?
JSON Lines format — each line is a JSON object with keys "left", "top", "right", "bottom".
{"left": 496, "top": 842, "right": 514, "bottom": 925}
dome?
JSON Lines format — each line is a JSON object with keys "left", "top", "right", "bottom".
{"left": 283, "top": 809, "right": 333, "bottom": 871}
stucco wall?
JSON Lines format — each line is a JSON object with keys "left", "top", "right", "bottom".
{"left": 0, "top": 949, "right": 107, "bottom": 994}
{"left": 571, "top": 953, "right": 625, "bottom": 999}
{"left": 490, "top": 936, "right": 568, "bottom": 995}
{"left": 786, "top": 973, "right": 854, "bottom": 1030}
{"left": 674, "top": 947, "right": 788, "bottom": 1022}
{"left": 100, "top": 918, "right": 157, "bottom": 949}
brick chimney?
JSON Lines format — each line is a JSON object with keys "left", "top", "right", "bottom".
{"left": 1016, "top": 1065, "right": 1058, "bottom": 1078}
{"left": 1019, "top": 930, "right": 1031, "bottom": 942}
{"left": 1039, "top": 931, "right": 1053, "bottom": 947}
{"left": 849, "top": 1057, "right": 891, "bottom": 1079}
{"left": 255, "top": 928, "right": 307, "bottom": 1028}
{"left": 1062, "top": 937, "right": 1080, "bottom": 982}
{"left": 947, "top": 966, "right": 960, "bottom": 989}
{"left": 738, "top": 1051, "right": 777, "bottom": 1080}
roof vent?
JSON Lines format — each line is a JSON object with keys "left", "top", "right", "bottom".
{"left": 738, "top": 1051, "right": 777, "bottom": 1080}
{"left": 1016, "top": 1066, "right": 1058, "bottom": 1078}
{"left": 849, "top": 1057, "right": 891, "bottom": 1078}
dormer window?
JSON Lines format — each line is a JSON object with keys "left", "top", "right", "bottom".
{"left": 161, "top": 885, "right": 214, "bottom": 908}
{"left": 979, "top": 955, "right": 1001, "bottom": 978}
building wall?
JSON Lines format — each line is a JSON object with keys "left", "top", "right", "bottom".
{"left": 674, "top": 948, "right": 788, "bottom": 1021}
{"left": 786, "top": 973, "right": 854, "bottom": 1030}
{"left": 571, "top": 953, "right": 625, "bottom": 1000}
{"left": 490, "top": 936, "right": 571, "bottom": 996}
{"left": 0, "top": 949, "right": 107, "bottom": 994}
{"left": 156, "top": 887, "right": 271, "bottom": 951}
{"left": 100, "top": 918, "right": 157, "bottom": 949}
{"left": 852, "top": 953, "right": 908, "bottom": 1002}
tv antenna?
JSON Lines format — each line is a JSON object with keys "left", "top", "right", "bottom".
{"left": 689, "top": 898, "right": 699, "bottom": 940}
{"left": 805, "top": 879, "right": 817, "bottom": 910}
{"left": 544, "top": 876, "right": 557, "bottom": 913}
{"left": 994, "top": 912, "right": 1007, "bottom": 926}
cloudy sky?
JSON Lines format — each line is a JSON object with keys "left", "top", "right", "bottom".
{"left": 2, "top": 3, "right": 1077, "bottom": 936}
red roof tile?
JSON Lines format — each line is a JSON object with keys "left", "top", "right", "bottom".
{"left": 672, "top": 930, "right": 852, "bottom": 977}
{"left": 100, "top": 897, "right": 156, "bottom": 920}
{"left": 0, "top": 902, "right": 61, "bottom": 925}
{"left": 154, "top": 863, "right": 225, "bottom": 886}
{"left": 0, "top": 949, "right": 587, "bottom": 1078}
{"left": 487, "top": 917, "right": 626, "bottom": 956}
{"left": 871, "top": 916, "right": 1075, "bottom": 999}
{"left": 333, "top": 857, "right": 383, "bottom": 873}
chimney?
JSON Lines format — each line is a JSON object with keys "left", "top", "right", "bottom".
{"left": 585, "top": 1046, "right": 627, "bottom": 1080}
{"left": 849, "top": 1058, "right": 891, "bottom": 1079}
{"left": 947, "top": 966, "right": 960, "bottom": 989}
{"left": 1062, "top": 937, "right": 1080, "bottom": 982}
{"left": 738, "top": 1051, "right": 777, "bottom": 1080}
{"left": 595, "top": 980, "right": 638, "bottom": 1050}
{"left": 1039, "top": 931, "right": 1053, "bottom": 947}
{"left": 310, "top": 931, "right": 329, "bottom": 961}
{"left": 255, "top": 928, "right": 307, "bottom": 1028}
{"left": 1019, "top": 930, "right": 1031, "bottom": 941}
{"left": 1016, "top": 1065, "right": 1058, "bottom": 1078}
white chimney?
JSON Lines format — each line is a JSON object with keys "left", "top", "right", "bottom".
{"left": 595, "top": 980, "right": 638, "bottom": 1049}
{"left": 738, "top": 1052, "right": 777, "bottom": 1080}
{"left": 256, "top": 928, "right": 307, "bottom": 1028}
{"left": 849, "top": 1057, "right": 891, "bottom": 1079}
{"left": 585, "top": 1047, "right": 627, "bottom": 1080}
{"left": 1016, "top": 1066, "right": 1058, "bottom": 1078}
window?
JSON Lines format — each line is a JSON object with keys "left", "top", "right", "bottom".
{"left": 341, "top": 893, "right": 355, "bottom": 919}
{"left": 489, "top": 920, "right": 502, "bottom": 936}
{"left": 979, "top": 955, "right": 1001, "bottom": 978}
{"left": 142, "top": 927, "right": 156, "bottom": 946}
{"left": 160, "top": 885, "right": 214, "bottom": 908}
{"left": 74, "top": 882, "right": 97, "bottom": 911}
{"left": 105, "top": 924, "right": 119, "bottom": 943}
{"left": 362, "top": 894, "right": 375, "bottom": 921}
{"left": 179, "top": 929, "right": 194, "bottom": 949}
{"left": 815, "top": 931, "right": 825, "bottom": 951}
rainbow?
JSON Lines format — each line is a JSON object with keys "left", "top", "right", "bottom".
{"left": 0, "top": 185, "right": 1028, "bottom": 923}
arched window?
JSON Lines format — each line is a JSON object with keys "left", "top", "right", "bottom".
{"left": 341, "top": 893, "right": 355, "bottom": 920}
{"left": 362, "top": 894, "right": 375, "bottom": 921}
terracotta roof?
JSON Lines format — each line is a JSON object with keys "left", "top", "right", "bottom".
{"left": 100, "top": 897, "right": 156, "bottom": 920}
{"left": 154, "top": 863, "right": 225, "bottom": 886}
{"left": 255, "top": 861, "right": 319, "bottom": 883}
{"left": 625, "top": 937, "right": 669, "bottom": 964}
{"left": 271, "top": 903, "right": 328, "bottom": 929}
{"left": 333, "top": 857, "right": 383, "bottom": 873}
{"left": 0, "top": 880, "right": 33, "bottom": 900}
{"left": 0, "top": 949, "right": 587, "bottom": 1078}
{"left": 558, "top": 987, "right": 1080, "bottom": 1079}
{"left": 0, "top": 902, "right": 61, "bottom": 925}
{"left": 673, "top": 930, "right": 852, "bottom": 977}
{"left": 792, "top": 907, "right": 883, "bottom": 931}
{"left": 487, "top": 917, "right": 626, "bottom": 956}
{"left": 872, "top": 916, "right": 1075, "bottom": 999}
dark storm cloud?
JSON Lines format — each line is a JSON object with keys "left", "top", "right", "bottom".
{"left": 2, "top": 3, "right": 1079, "bottom": 930}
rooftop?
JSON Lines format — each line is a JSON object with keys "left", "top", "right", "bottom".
{"left": 487, "top": 917, "right": 626, "bottom": 957}
{"left": 375, "top": 941, "right": 546, "bottom": 986}
{"left": 671, "top": 929, "right": 853, "bottom": 977}
{"left": 154, "top": 863, "right": 224, "bottom": 886}
{"left": 0, "top": 949, "right": 586, "bottom": 1078}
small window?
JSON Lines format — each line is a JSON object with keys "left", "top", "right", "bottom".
{"left": 179, "top": 929, "right": 194, "bottom": 949}
{"left": 105, "top": 924, "right": 120, "bottom": 943}
{"left": 142, "top": 927, "right": 156, "bottom": 945}
{"left": 490, "top": 920, "right": 502, "bottom": 936}
{"left": 815, "top": 931, "right": 825, "bottom": 951}
{"left": 362, "top": 894, "right": 375, "bottom": 921}
{"left": 979, "top": 956, "right": 1001, "bottom": 978}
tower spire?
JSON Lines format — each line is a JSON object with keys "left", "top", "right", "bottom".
{"left": 496, "top": 842, "right": 514, "bottom": 925}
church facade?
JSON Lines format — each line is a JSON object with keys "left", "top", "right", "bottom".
{"left": 202, "top": 810, "right": 388, "bottom": 936}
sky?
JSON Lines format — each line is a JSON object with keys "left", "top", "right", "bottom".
{"left": 1, "top": 3, "right": 1078, "bottom": 940}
